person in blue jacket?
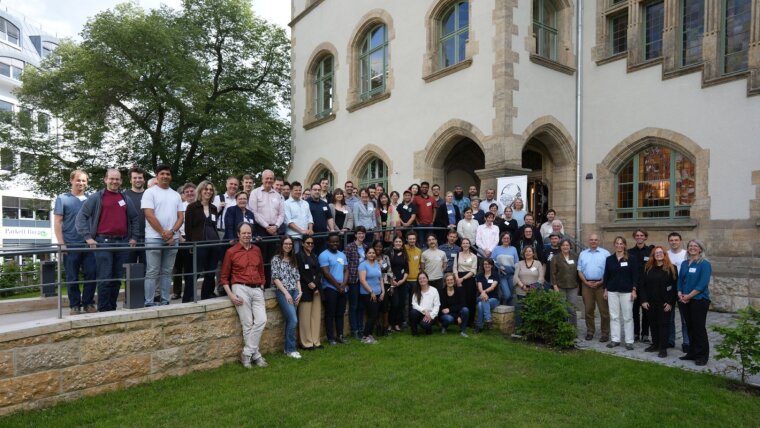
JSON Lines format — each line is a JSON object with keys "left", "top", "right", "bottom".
{"left": 677, "top": 239, "right": 712, "bottom": 366}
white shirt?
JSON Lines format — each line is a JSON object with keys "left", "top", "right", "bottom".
{"left": 179, "top": 201, "right": 189, "bottom": 236}
{"left": 457, "top": 218, "right": 479, "bottom": 243}
{"left": 213, "top": 192, "right": 237, "bottom": 230}
{"left": 412, "top": 287, "right": 440, "bottom": 319}
{"left": 284, "top": 198, "right": 313, "bottom": 237}
{"left": 668, "top": 249, "right": 687, "bottom": 274}
{"left": 476, "top": 223, "right": 499, "bottom": 253}
{"left": 540, "top": 222, "right": 565, "bottom": 240}
{"left": 142, "top": 186, "right": 184, "bottom": 240}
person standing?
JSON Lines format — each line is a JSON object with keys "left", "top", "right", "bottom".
{"left": 666, "top": 232, "right": 689, "bottom": 352}
{"left": 223, "top": 192, "right": 255, "bottom": 245}
{"left": 242, "top": 174, "right": 255, "bottom": 195}
{"left": 438, "top": 229, "right": 461, "bottom": 274}
{"left": 358, "top": 247, "right": 384, "bottom": 343}
{"left": 344, "top": 181, "right": 359, "bottom": 208}
{"left": 184, "top": 181, "right": 223, "bottom": 301}
{"left": 387, "top": 237, "right": 409, "bottom": 332}
{"left": 603, "top": 236, "right": 639, "bottom": 350}
{"left": 345, "top": 226, "right": 368, "bottom": 339}
{"left": 578, "top": 233, "right": 611, "bottom": 342}
{"left": 640, "top": 246, "right": 678, "bottom": 358}
{"left": 249, "top": 170, "right": 284, "bottom": 277}
{"left": 54, "top": 170, "right": 96, "bottom": 315}
{"left": 439, "top": 273, "right": 470, "bottom": 336}
{"left": 404, "top": 231, "right": 422, "bottom": 326}
{"left": 453, "top": 185, "right": 470, "bottom": 214}
{"left": 329, "top": 189, "right": 354, "bottom": 233}
{"left": 511, "top": 198, "right": 527, "bottom": 227}
{"left": 271, "top": 237, "right": 303, "bottom": 359}
{"left": 319, "top": 177, "right": 332, "bottom": 203}
{"left": 214, "top": 176, "right": 240, "bottom": 238}
{"left": 142, "top": 165, "right": 185, "bottom": 307}
{"left": 284, "top": 181, "right": 313, "bottom": 254}
{"left": 456, "top": 207, "right": 479, "bottom": 244}
{"left": 453, "top": 238, "right": 478, "bottom": 324}
{"left": 539, "top": 209, "right": 564, "bottom": 240}
{"left": 352, "top": 188, "right": 376, "bottom": 232}
{"left": 297, "top": 236, "right": 322, "bottom": 350}
{"left": 475, "top": 212, "right": 499, "bottom": 258}
{"left": 628, "top": 228, "right": 654, "bottom": 343}
{"left": 479, "top": 188, "right": 500, "bottom": 213}
{"left": 124, "top": 167, "right": 147, "bottom": 264}
{"left": 320, "top": 233, "right": 349, "bottom": 345}
{"left": 500, "top": 206, "right": 519, "bottom": 243}
{"left": 421, "top": 234, "right": 447, "bottom": 296}
{"left": 550, "top": 239, "right": 579, "bottom": 328}
{"left": 220, "top": 222, "right": 268, "bottom": 368}
{"left": 308, "top": 182, "right": 336, "bottom": 253}
{"left": 678, "top": 240, "right": 712, "bottom": 366}
{"left": 409, "top": 272, "right": 440, "bottom": 336}
{"left": 492, "top": 232, "right": 518, "bottom": 305}
{"left": 76, "top": 169, "right": 140, "bottom": 312}
{"left": 434, "top": 191, "right": 461, "bottom": 244}
{"left": 413, "top": 182, "right": 436, "bottom": 243}
{"left": 396, "top": 190, "right": 417, "bottom": 235}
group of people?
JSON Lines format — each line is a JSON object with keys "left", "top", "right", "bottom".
{"left": 54, "top": 166, "right": 712, "bottom": 369}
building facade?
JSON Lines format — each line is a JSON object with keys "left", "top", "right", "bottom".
{"left": 288, "top": 0, "right": 760, "bottom": 311}
{"left": 0, "top": 9, "right": 59, "bottom": 253}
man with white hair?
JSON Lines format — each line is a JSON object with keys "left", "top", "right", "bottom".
{"left": 540, "top": 209, "right": 564, "bottom": 240}
{"left": 248, "top": 169, "right": 284, "bottom": 278}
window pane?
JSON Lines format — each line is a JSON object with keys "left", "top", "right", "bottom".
{"left": 645, "top": 1, "right": 664, "bottom": 60}
{"left": 675, "top": 153, "right": 696, "bottom": 206}
{"left": 723, "top": 0, "right": 751, "bottom": 73}
{"left": 20, "top": 199, "right": 34, "bottom": 219}
{"left": 618, "top": 183, "right": 634, "bottom": 209}
{"left": 2, "top": 208, "right": 18, "bottom": 219}
{"left": 370, "top": 26, "right": 385, "bottom": 50}
{"left": 37, "top": 113, "right": 50, "bottom": 133}
{"left": 442, "top": 36, "right": 456, "bottom": 67}
{"left": 458, "top": 32, "right": 468, "bottom": 62}
{"left": 0, "top": 148, "right": 13, "bottom": 171}
{"left": 6, "top": 23, "right": 19, "bottom": 45}
{"left": 681, "top": 0, "right": 704, "bottom": 66}
{"left": 369, "top": 50, "right": 384, "bottom": 91}
{"left": 458, "top": 1, "right": 469, "bottom": 28}
{"left": 442, "top": 9, "right": 456, "bottom": 36}
{"left": 611, "top": 13, "right": 628, "bottom": 54}
{"left": 321, "top": 78, "right": 332, "bottom": 112}
{"left": 639, "top": 146, "right": 671, "bottom": 181}
{"left": 0, "top": 62, "right": 9, "bottom": 78}
{"left": 323, "top": 56, "right": 332, "bottom": 74}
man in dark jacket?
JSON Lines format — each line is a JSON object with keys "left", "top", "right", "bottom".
{"left": 76, "top": 169, "right": 140, "bottom": 312}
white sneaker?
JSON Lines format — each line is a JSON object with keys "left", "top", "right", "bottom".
{"left": 286, "top": 351, "right": 302, "bottom": 359}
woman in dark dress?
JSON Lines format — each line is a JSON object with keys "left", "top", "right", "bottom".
{"left": 640, "top": 246, "right": 678, "bottom": 358}
{"left": 387, "top": 236, "right": 409, "bottom": 332}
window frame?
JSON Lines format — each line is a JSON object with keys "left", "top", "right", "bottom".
{"left": 678, "top": 0, "right": 705, "bottom": 68}
{"left": 313, "top": 55, "right": 334, "bottom": 120}
{"left": 359, "top": 157, "right": 388, "bottom": 191}
{"left": 720, "top": 0, "right": 751, "bottom": 75}
{"left": 615, "top": 146, "right": 695, "bottom": 220}
{"left": 609, "top": 11, "right": 629, "bottom": 55}
{"left": 0, "top": 57, "right": 24, "bottom": 81}
{"left": 533, "top": 0, "right": 559, "bottom": 61}
{"left": 643, "top": 0, "right": 665, "bottom": 61}
{"left": 359, "top": 24, "right": 388, "bottom": 101}
{"left": 0, "top": 18, "right": 20, "bottom": 47}
{"left": 439, "top": 1, "right": 469, "bottom": 68}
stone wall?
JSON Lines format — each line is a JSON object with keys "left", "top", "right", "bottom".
{"left": 0, "top": 291, "right": 514, "bottom": 416}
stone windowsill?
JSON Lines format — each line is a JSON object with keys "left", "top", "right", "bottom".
{"left": 600, "top": 219, "right": 698, "bottom": 232}
{"left": 303, "top": 113, "right": 336, "bottom": 130}
{"left": 422, "top": 58, "right": 473, "bottom": 83}
{"left": 662, "top": 62, "right": 703, "bottom": 80}
{"left": 596, "top": 52, "right": 627, "bottom": 66}
{"left": 702, "top": 70, "right": 749, "bottom": 89}
{"left": 627, "top": 57, "right": 662, "bottom": 73}
{"left": 346, "top": 92, "right": 391, "bottom": 113}
{"left": 529, "top": 54, "right": 575, "bottom": 75}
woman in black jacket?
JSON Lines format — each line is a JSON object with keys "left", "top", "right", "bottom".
{"left": 516, "top": 226, "right": 544, "bottom": 262}
{"left": 184, "top": 180, "right": 223, "bottom": 301}
{"left": 223, "top": 191, "right": 255, "bottom": 244}
{"left": 640, "top": 246, "right": 678, "bottom": 358}
{"left": 434, "top": 191, "right": 462, "bottom": 244}
{"left": 387, "top": 236, "right": 409, "bottom": 332}
{"left": 603, "top": 236, "right": 639, "bottom": 350}
{"left": 297, "top": 236, "right": 323, "bottom": 350}
{"left": 439, "top": 273, "right": 469, "bottom": 336}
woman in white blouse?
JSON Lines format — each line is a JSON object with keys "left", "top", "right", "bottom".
{"left": 410, "top": 272, "right": 440, "bottom": 336}
{"left": 457, "top": 207, "right": 479, "bottom": 244}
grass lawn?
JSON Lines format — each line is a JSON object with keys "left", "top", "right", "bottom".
{"left": 3, "top": 332, "right": 758, "bottom": 427}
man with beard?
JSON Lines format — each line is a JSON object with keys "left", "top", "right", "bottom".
{"left": 453, "top": 185, "right": 470, "bottom": 214}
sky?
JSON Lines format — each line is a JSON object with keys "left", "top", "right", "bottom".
{"left": 0, "top": 0, "right": 291, "bottom": 39}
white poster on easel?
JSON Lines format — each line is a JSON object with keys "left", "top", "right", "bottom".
{"left": 496, "top": 175, "right": 528, "bottom": 211}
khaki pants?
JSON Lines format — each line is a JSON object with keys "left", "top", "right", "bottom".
{"left": 232, "top": 285, "right": 267, "bottom": 359}
{"left": 582, "top": 284, "right": 610, "bottom": 338}
{"left": 558, "top": 288, "right": 579, "bottom": 328}
{"left": 298, "top": 296, "right": 323, "bottom": 348}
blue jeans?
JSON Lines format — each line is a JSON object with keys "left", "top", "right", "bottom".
{"left": 498, "top": 274, "right": 513, "bottom": 305}
{"left": 94, "top": 236, "right": 130, "bottom": 312}
{"left": 348, "top": 282, "right": 364, "bottom": 334}
{"left": 275, "top": 289, "right": 299, "bottom": 353}
{"left": 64, "top": 244, "right": 96, "bottom": 309}
{"left": 515, "top": 294, "right": 526, "bottom": 329}
{"left": 476, "top": 297, "right": 499, "bottom": 328}
{"left": 440, "top": 307, "right": 470, "bottom": 332}
{"left": 144, "top": 238, "right": 178, "bottom": 306}
{"left": 669, "top": 305, "right": 690, "bottom": 346}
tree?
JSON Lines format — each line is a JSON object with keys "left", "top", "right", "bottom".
{"left": 2, "top": 0, "right": 290, "bottom": 195}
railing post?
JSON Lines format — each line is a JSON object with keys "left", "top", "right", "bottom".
{"left": 56, "top": 246, "right": 63, "bottom": 319}
{"left": 192, "top": 241, "right": 198, "bottom": 303}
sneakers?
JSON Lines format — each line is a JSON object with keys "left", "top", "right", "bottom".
{"left": 84, "top": 305, "right": 97, "bottom": 313}
{"left": 253, "top": 357, "right": 268, "bottom": 368}
{"left": 694, "top": 359, "right": 708, "bottom": 366}
{"left": 286, "top": 351, "right": 302, "bottom": 359}
{"left": 625, "top": 343, "right": 634, "bottom": 351}
{"left": 361, "top": 336, "right": 377, "bottom": 344}
{"left": 69, "top": 307, "right": 81, "bottom": 316}
{"left": 329, "top": 340, "right": 338, "bottom": 346}
{"left": 460, "top": 331, "right": 469, "bottom": 337}
{"left": 679, "top": 354, "right": 695, "bottom": 361}
{"left": 241, "top": 353, "right": 252, "bottom": 369}
{"left": 440, "top": 327, "right": 447, "bottom": 334}
{"left": 606, "top": 341, "right": 620, "bottom": 348}
{"left": 682, "top": 344, "right": 690, "bottom": 353}
{"left": 599, "top": 336, "right": 610, "bottom": 343}
{"left": 585, "top": 334, "right": 594, "bottom": 341}
{"left": 336, "top": 335, "right": 348, "bottom": 344}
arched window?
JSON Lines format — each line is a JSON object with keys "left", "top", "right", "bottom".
{"left": 318, "top": 168, "right": 334, "bottom": 188}
{"left": 533, "top": 0, "right": 558, "bottom": 61}
{"left": 440, "top": 1, "right": 469, "bottom": 68}
{"left": 616, "top": 145, "right": 695, "bottom": 219}
{"left": 313, "top": 55, "right": 334, "bottom": 119}
{"left": 0, "top": 18, "right": 20, "bottom": 46}
{"left": 359, "top": 25, "right": 388, "bottom": 100}
{"left": 360, "top": 157, "right": 388, "bottom": 191}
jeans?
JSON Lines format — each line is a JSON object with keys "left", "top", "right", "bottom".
{"left": 231, "top": 285, "right": 266, "bottom": 360}
{"left": 669, "top": 306, "right": 690, "bottom": 347}
{"left": 64, "top": 245, "right": 96, "bottom": 309}
{"left": 409, "top": 309, "right": 434, "bottom": 335}
{"left": 498, "top": 274, "right": 513, "bottom": 305}
{"left": 348, "top": 283, "right": 364, "bottom": 334}
{"left": 144, "top": 238, "right": 179, "bottom": 306}
{"left": 476, "top": 297, "right": 499, "bottom": 328}
{"left": 440, "top": 307, "right": 470, "bottom": 332}
{"left": 275, "top": 288, "right": 299, "bottom": 353}
{"left": 323, "top": 287, "right": 347, "bottom": 340}
{"left": 93, "top": 237, "right": 130, "bottom": 312}
{"left": 360, "top": 294, "right": 380, "bottom": 337}
{"left": 608, "top": 291, "right": 634, "bottom": 344}
{"left": 514, "top": 294, "right": 526, "bottom": 329}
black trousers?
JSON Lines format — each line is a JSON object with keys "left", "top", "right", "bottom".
{"left": 633, "top": 298, "right": 651, "bottom": 338}
{"left": 410, "top": 309, "right": 433, "bottom": 335}
{"left": 647, "top": 303, "right": 671, "bottom": 351}
{"left": 680, "top": 299, "right": 710, "bottom": 361}
{"left": 389, "top": 283, "right": 408, "bottom": 327}
{"left": 323, "top": 287, "right": 347, "bottom": 340}
{"left": 460, "top": 274, "right": 477, "bottom": 324}
{"left": 360, "top": 294, "right": 380, "bottom": 337}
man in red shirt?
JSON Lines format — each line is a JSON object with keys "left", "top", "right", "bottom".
{"left": 220, "top": 222, "right": 268, "bottom": 368}
{"left": 413, "top": 181, "right": 437, "bottom": 247}
{"left": 76, "top": 169, "right": 140, "bottom": 312}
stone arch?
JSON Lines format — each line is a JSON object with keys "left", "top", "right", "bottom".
{"left": 302, "top": 42, "right": 340, "bottom": 126}
{"left": 348, "top": 144, "right": 394, "bottom": 190}
{"left": 596, "top": 127, "right": 710, "bottom": 224}
{"left": 520, "top": 115, "right": 576, "bottom": 166}
{"left": 414, "top": 119, "right": 487, "bottom": 186}
{"left": 304, "top": 158, "right": 338, "bottom": 188}
{"left": 345, "top": 9, "right": 396, "bottom": 108}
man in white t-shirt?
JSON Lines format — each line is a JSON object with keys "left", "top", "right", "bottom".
{"left": 666, "top": 232, "right": 689, "bottom": 352}
{"left": 142, "top": 164, "right": 185, "bottom": 307}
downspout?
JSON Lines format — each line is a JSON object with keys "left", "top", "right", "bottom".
{"left": 574, "top": 0, "right": 583, "bottom": 240}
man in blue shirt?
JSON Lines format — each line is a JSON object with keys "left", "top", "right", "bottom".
{"left": 578, "top": 233, "right": 611, "bottom": 342}
{"left": 438, "top": 229, "right": 461, "bottom": 273}
{"left": 319, "top": 233, "right": 349, "bottom": 345}
{"left": 308, "top": 182, "right": 336, "bottom": 253}
{"left": 54, "top": 170, "right": 96, "bottom": 315}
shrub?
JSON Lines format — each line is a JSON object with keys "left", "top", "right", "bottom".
{"left": 0, "top": 260, "right": 22, "bottom": 297}
{"left": 713, "top": 306, "right": 760, "bottom": 384}
{"left": 518, "top": 289, "right": 577, "bottom": 349}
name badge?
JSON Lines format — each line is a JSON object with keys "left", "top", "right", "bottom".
{"left": 466, "top": 258, "right": 472, "bottom": 263}
{"left": 403, "top": 205, "right": 408, "bottom": 210}
{"left": 567, "top": 259, "right": 575, "bottom": 265}
{"left": 382, "top": 263, "right": 387, "bottom": 269}
{"left": 688, "top": 267, "right": 696, "bottom": 273}
{"left": 322, "top": 206, "right": 328, "bottom": 211}
{"left": 117, "top": 200, "right": 126, "bottom": 207}
{"left": 620, "top": 262, "right": 628, "bottom": 267}
{"left": 342, "top": 209, "right": 348, "bottom": 214}
{"left": 451, "top": 253, "right": 457, "bottom": 258}
{"left": 304, "top": 264, "right": 310, "bottom": 270}
{"left": 426, "top": 202, "right": 432, "bottom": 207}
{"left": 487, "top": 279, "right": 494, "bottom": 284}
{"left": 401, "top": 269, "right": 405, "bottom": 274}
{"left": 210, "top": 214, "right": 216, "bottom": 221}
{"left": 530, "top": 267, "right": 537, "bottom": 272}
{"left": 644, "top": 257, "right": 650, "bottom": 261}
{"left": 77, "top": 195, "right": 87, "bottom": 201}
{"left": 408, "top": 207, "right": 412, "bottom": 212}
{"left": 337, "top": 258, "right": 345, "bottom": 265}
{"left": 547, "top": 253, "right": 554, "bottom": 261}
{"left": 414, "top": 256, "right": 419, "bottom": 260}
{"left": 382, "top": 209, "right": 387, "bottom": 214}
{"left": 666, "top": 286, "right": 672, "bottom": 291}
{"left": 447, "top": 210, "right": 453, "bottom": 214}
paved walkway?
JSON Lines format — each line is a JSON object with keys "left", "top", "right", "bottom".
{"left": 574, "top": 308, "right": 760, "bottom": 386}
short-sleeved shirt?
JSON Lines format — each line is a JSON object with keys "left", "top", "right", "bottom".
{"left": 578, "top": 247, "right": 611, "bottom": 280}
{"left": 54, "top": 192, "right": 88, "bottom": 244}
{"left": 413, "top": 195, "right": 435, "bottom": 225}
{"left": 396, "top": 201, "right": 417, "bottom": 223}
{"left": 141, "top": 186, "right": 184, "bottom": 239}
{"left": 319, "top": 249, "right": 347, "bottom": 291}
{"left": 308, "top": 198, "right": 332, "bottom": 233}
{"left": 438, "top": 243, "right": 461, "bottom": 273}
{"left": 358, "top": 260, "right": 382, "bottom": 295}
{"left": 422, "top": 248, "right": 447, "bottom": 280}
{"left": 476, "top": 270, "right": 500, "bottom": 299}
